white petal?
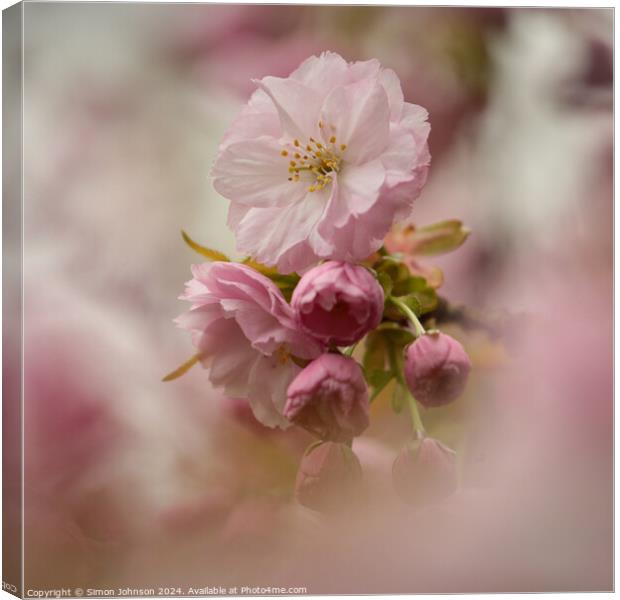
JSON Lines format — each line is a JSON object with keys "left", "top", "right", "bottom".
{"left": 234, "top": 193, "right": 327, "bottom": 268}
{"left": 380, "top": 125, "right": 418, "bottom": 187}
{"left": 246, "top": 355, "right": 297, "bottom": 429}
{"left": 339, "top": 159, "right": 386, "bottom": 217}
{"left": 379, "top": 68, "right": 405, "bottom": 122}
{"left": 256, "top": 76, "right": 322, "bottom": 141}
{"left": 212, "top": 136, "right": 305, "bottom": 208}
{"left": 320, "top": 79, "right": 390, "bottom": 165}
{"left": 290, "top": 51, "right": 349, "bottom": 97}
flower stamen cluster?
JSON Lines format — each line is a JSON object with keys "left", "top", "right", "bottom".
{"left": 283, "top": 129, "right": 345, "bottom": 193}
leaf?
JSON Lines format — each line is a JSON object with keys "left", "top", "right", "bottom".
{"left": 401, "top": 288, "right": 438, "bottom": 316}
{"left": 366, "top": 369, "right": 394, "bottom": 403}
{"left": 391, "top": 383, "right": 407, "bottom": 414}
{"left": 408, "top": 220, "right": 471, "bottom": 257}
{"left": 181, "top": 231, "right": 230, "bottom": 262}
{"left": 363, "top": 330, "right": 388, "bottom": 373}
{"left": 363, "top": 324, "right": 414, "bottom": 402}
{"left": 162, "top": 353, "right": 202, "bottom": 382}
{"left": 376, "top": 270, "right": 393, "bottom": 298}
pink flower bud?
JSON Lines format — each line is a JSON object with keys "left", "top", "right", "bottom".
{"left": 404, "top": 332, "right": 471, "bottom": 408}
{"left": 392, "top": 437, "right": 458, "bottom": 506}
{"left": 291, "top": 261, "right": 384, "bottom": 346}
{"left": 284, "top": 353, "right": 369, "bottom": 441}
{"left": 295, "top": 441, "right": 363, "bottom": 511}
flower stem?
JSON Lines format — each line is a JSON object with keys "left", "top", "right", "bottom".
{"left": 405, "top": 387, "right": 425, "bottom": 437}
{"left": 389, "top": 296, "right": 426, "bottom": 338}
{"left": 343, "top": 343, "right": 357, "bottom": 357}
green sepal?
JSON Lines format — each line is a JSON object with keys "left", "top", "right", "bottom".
{"left": 405, "top": 220, "right": 471, "bottom": 257}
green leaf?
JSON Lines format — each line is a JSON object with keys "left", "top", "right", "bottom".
{"left": 363, "top": 323, "right": 415, "bottom": 403}
{"left": 391, "top": 383, "right": 407, "bottom": 414}
{"left": 181, "top": 231, "right": 230, "bottom": 262}
{"left": 407, "top": 220, "right": 471, "bottom": 257}
{"left": 363, "top": 330, "right": 388, "bottom": 373}
{"left": 367, "top": 368, "right": 393, "bottom": 389}
{"left": 376, "top": 270, "right": 393, "bottom": 298}
{"left": 400, "top": 289, "right": 438, "bottom": 316}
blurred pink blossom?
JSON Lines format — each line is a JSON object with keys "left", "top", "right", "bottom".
{"left": 295, "top": 441, "right": 363, "bottom": 511}
{"left": 392, "top": 437, "right": 458, "bottom": 506}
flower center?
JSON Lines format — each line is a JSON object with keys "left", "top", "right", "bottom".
{"left": 281, "top": 122, "right": 347, "bottom": 193}
{"left": 275, "top": 344, "right": 290, "bottom": 365}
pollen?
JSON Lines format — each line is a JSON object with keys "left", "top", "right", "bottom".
{"left": 283, "top": 134, "right": 343, "bottom": 191}
{"left": 340, "top": 144, "right": 347, "bottom": 151}
{"left": 276, "top": 345, "right": 290, "bottom": 365}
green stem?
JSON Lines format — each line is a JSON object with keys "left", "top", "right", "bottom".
{"left": 389, "top": 296, "right": 426, "bottom": 338}
{"left": 343, "top": 343, "right": 357, "bottom": 357}
{"left": 405, "top": 388, "right": 425, "bottom": 437}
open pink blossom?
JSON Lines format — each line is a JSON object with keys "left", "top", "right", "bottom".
{"left": 291, "top": 261, "right": 384, "bottom": 346}
{"left": 175, "top": 262, "right": 322, "bottom": 428}
{"left": 284, "top": 353, "right": 369, "bottom": 441}
{"left": 212, "top": 51, "right": 431, "bottom": 273}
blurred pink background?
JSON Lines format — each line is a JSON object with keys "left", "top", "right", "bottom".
{"left": 6, "top": 4, "right": 612, "bottom": 593}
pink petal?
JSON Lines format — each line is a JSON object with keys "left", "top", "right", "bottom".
{"left": 234, "top": 194, "right": 327, "bottom": 268}
{"left": 320, "top": 79, "right": 390, "bottom": 165}
{"left": 379, "top": 68, "right": 405, "bottom": 122}
{"left": 380, "top": 125, "right": 418, "bottom": 187}
{"left": 255, "top": 76, "right": 322, "bottom": 141}
{"left": 338, "top": 159, "right": 386, "bottom": 218}
{"left": 212, "top": 137, "right": 305, "bottom": 208}
{"left": 290, "top": 51, "right": 349, "bottom": 97}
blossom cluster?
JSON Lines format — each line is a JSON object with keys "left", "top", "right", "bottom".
{"left": 168, "top": 52, "right": 473, "bottom": 510}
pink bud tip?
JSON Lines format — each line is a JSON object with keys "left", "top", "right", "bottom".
{"left": 404, "top": 332, "right": 471, "bottom": 408}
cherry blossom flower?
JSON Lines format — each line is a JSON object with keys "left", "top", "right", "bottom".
{"left": 212, "top": 51, "right": 431, "bottom": 273}
{"left": 291, "top": 261, "right": 384, "bottom": 346}
{"left": 284, "top": 353, "right": 370, "bottom": 442}
{"left": 175, "top": 262, "right": 322, "bottom": 428}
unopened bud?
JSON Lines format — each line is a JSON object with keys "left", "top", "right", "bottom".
{"left": 392, "top": 437, "right": 458, "bottom": 506}
{"left": 404, "top": 332, "right": 471, "bottom": 407}
{"left": 295, "top": 441, "right": 362, "bottom": 511}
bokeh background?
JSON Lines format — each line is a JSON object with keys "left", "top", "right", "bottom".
{"left": 5, "top": 3, "right": 613, "bottom": 593}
